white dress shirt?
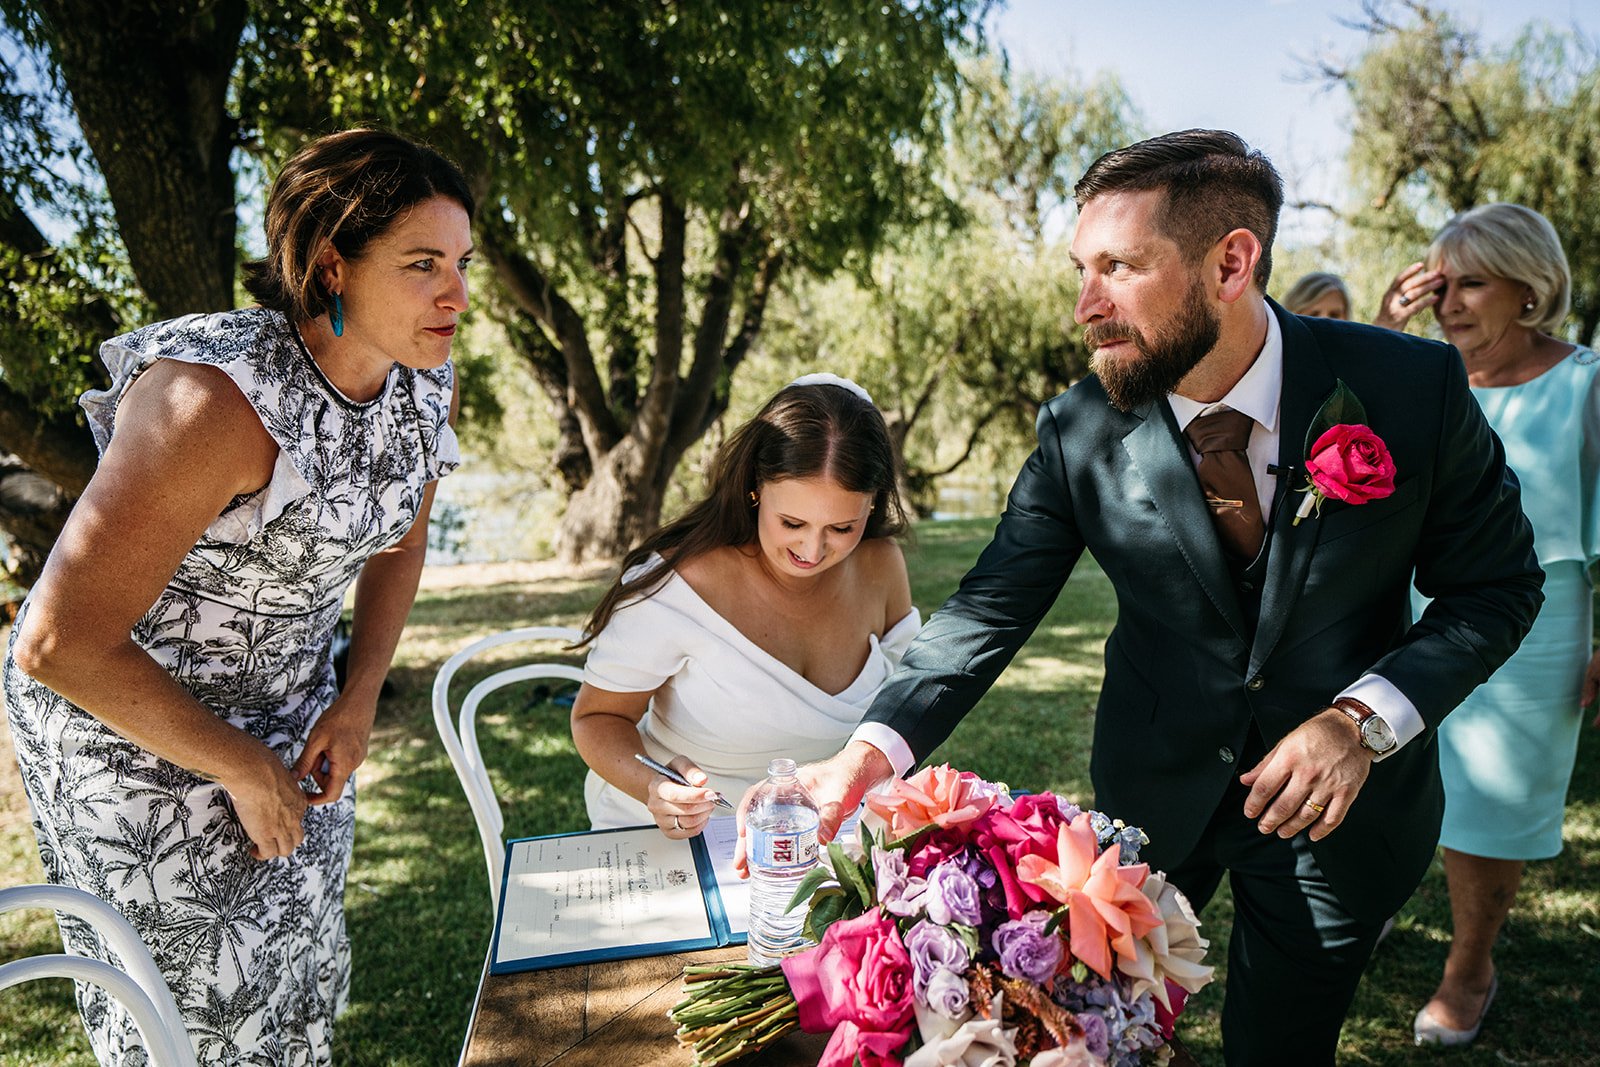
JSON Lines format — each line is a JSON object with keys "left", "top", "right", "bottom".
{"left": 852, "top": 307, "right": 1422, "bottom": 776}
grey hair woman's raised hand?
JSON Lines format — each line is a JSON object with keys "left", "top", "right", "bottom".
{"left": 1374, "top": 262, "right": 1443, "bottom": 332}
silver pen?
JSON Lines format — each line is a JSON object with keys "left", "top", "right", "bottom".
{"left": 635, "top": 753, "right": 734, "bottom": 809}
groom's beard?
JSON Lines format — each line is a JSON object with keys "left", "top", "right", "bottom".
{"left": 1087, "top": 279, "right": 1221, "bottom": 412}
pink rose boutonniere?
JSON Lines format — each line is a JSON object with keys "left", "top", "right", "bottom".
{"left": 1291, "top": 379, "right": 1397, "bottom": 526}
{"left": 1293, "top": 423, "right": 1397, "bottom": 525}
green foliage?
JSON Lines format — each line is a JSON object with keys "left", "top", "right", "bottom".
{"left": 0, "top": 37, "right": 136, "bottom": 415}
{"left": 6, "top": 521, "right": 1600, "bottom": 1064}
{"left": 1331, "top": 3, "right": 1600, "bottom": 342}
{"left": 761, "top": 56, "right": 1143, "bottom": 512}
{"left": 239, "top": 1, "right": 989, "bottom": 557}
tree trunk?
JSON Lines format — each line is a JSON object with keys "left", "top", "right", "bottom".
{"left": 552, "top": 443, "right": 667, "bottom": 563}
{"left": 37, "top": 0, "right": 246, "bottom": 316}
{"left": 0, "top": 454, "right": 75, "bottom": 588}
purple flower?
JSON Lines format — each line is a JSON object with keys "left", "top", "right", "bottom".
{"left": 925, "top": 967, "right": 971, "bottom": 1019}
{"left": 904, "top": 920, "right": 970, "bottom": 997}
{"left": 925, "top": 861, "right": 983, "bottom": 926}
{"left": 874, "top": 846, "right": 928, "bottom": 917}
{"left": 1079, "top": 1011, "right": 1110, "bottom": 1060}
{"left": 993, "top": 910, "right": 1063, "bottom": 984}
{"left": 1116, "top": 824, "right": 1147, "bottom": 865}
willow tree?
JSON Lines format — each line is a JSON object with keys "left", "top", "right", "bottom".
{"left": 758, "top": 57, "right": 1141, "bottom": 514}
{"left": 246, "top": 0, "right": 987, "bottom": 561}
{"left": 0, "top": 0, "right": 245, "bottom": 583}
{"left": 1321, "top": 1, "right": 1600, "bottom": 342}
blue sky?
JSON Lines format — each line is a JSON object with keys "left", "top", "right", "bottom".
{"left": 990, "top": 0, "right": 1599, "bottom": 244}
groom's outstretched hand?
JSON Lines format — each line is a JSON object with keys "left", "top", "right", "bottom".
{"left": 732, "top": 741, "right": 893, "bottom": 878}
{"left": 1238, "top": 710, "right": 1373, "bottom": 842}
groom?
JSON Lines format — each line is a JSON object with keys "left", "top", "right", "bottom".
{"left": 804, "top": 130, "right": 1544, "bottom": 1064}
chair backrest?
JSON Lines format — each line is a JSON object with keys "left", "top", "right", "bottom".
{"left": 0, "top": 883, "right": 198, "bottom": 1067}
{"left": 432, "top": 625, "right": 586, "bottom": 909}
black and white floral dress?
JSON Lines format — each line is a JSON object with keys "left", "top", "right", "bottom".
{"left": 4, "top": 307, "right": 458, "bottom": 1066}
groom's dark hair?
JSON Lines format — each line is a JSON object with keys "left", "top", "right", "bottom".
{"left": 1074, "top": 129, "right": 1283, "bottom": 291}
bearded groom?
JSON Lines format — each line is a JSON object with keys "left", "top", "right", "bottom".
{"left": 800, "top": 130, "right": 1544, "bottom": 1065}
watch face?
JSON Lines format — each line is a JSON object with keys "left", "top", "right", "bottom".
{"left": 1362, "top": 715, "right": 1398, "bottom": 752}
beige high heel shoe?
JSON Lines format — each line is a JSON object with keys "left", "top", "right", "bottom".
{"left": 1413, "top": 972, "right": 1497, "bottom": 1047}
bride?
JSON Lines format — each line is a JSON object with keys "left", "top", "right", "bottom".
{"left": 571, "top": 374, "right": 919, "bottom": 837}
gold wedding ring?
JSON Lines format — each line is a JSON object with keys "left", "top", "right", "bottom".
{"left": 1305, "top": 801, "right": 1326, "bottom": 815}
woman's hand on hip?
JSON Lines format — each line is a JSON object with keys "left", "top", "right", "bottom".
{"left": 291, "top": 692, "right": 378, "bottom": 806}
{"left": 225, "top": 750, "right": 311, "bottom": 860}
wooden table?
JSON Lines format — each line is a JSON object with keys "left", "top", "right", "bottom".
{"left": 459, "top": 945, "right": 1201, "bottom": 1066}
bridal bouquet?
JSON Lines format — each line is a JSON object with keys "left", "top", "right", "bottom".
{"left": 670, "top": 765, "right": 1214, "bottom": 1066}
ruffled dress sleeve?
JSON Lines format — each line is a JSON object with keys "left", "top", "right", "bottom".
{"left": 80, "top": 308, "right": 459, "bottom": 545}
{"left": 1574, "top": 347, "right": 1600, "bottom": 568}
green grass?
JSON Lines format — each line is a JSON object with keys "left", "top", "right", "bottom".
{"left": 4, "top": 516, "right": 1599, "bottom": 1064}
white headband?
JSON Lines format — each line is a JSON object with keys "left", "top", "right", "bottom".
{"left": 787, "top": 372, "right": 874, "bottom": 406}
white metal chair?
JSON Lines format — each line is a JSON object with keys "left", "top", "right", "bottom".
{"left": 432, "top": 625, "right": 586, "bottom": 909}
{"left": 0, "top": 882, "right": 197, "bottom": 1067}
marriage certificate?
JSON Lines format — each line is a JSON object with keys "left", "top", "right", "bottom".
{"left": 493, "top": 827, "right": 718, "bottom": 971}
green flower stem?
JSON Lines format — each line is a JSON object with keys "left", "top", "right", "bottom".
{"left": 671, "top": 966, "right": 800, "bottom": 1066}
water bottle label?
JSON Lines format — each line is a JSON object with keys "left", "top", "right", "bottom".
{"left": 750, "top": 826, "right": 818, "bottom": 869}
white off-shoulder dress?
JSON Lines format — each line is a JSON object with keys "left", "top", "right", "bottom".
{"left": 583, "top": 555, "right": 921, "bottom": 828}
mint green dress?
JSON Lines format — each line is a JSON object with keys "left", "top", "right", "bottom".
{"left": 1414, "top": 346, "right": 1600, "bottom": 859}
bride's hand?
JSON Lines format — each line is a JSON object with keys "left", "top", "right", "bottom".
{"left": 646, "top": 755, "right": 717, "bottom": 839}
{"left": 733, "top": 741, "right": 891, "bottom": 877}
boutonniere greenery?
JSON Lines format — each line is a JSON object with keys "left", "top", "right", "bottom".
{"left": 1292, "top": 379, "right": 1397, "bottom": 526}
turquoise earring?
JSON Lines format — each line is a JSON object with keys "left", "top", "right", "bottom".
{"left": 330, "top": 292, "right": 344, "bottom": 337}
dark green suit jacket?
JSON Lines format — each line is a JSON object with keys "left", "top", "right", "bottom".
{"left": 867, "top": 301, "right": 1544, "bottom": 920}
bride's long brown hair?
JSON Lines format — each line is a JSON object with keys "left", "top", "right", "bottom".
{"left": 578, "top": 382, "right": 909, "bottom": 645}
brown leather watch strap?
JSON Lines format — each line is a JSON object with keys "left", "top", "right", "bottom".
{"left": 1331, "top": 696, "right": 1376, "bottom": 722}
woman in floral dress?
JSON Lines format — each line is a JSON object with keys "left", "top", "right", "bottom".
{"left": 4, "top": 128, "right": 472, "bottom": 1065}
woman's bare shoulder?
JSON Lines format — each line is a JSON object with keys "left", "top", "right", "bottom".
{"left": 851, "top": 538, "right": 912, "bottom": 625}
{"left": 116, "top": 359, "right": 278, "bottom": 485}
{"left": 672, "top": 544, "right": 751, "bottom": 599}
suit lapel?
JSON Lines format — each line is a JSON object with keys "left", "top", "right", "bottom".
{"left": 1249, "top": 302, "right": 1337, "bottom": 675}
{"left": 1122, "top": 398, "right": 1250, "bottom": 643}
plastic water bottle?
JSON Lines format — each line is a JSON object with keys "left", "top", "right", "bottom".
{"left": 746, "top": 758, "right": 820, "bottom": 967}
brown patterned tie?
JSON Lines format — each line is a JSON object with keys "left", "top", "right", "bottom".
{"left": 1184, "top": 408, "right": 1265, "bottom": 562}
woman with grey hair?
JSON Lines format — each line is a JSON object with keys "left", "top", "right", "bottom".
{"left": 1379, "top": 202, "right": 1600, "bottom": 1047}
{"left": 1281, "top": 270, "right": 1350, "bottom": 319}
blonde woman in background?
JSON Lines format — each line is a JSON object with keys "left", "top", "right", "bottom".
{"left": 1379, "top": 202, "right": 1600, "bottom": 1047}
{"left": 1281, "top": 270, "right": 1351, "bottom": 319}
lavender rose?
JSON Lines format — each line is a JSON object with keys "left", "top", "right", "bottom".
{"left": 1078, "top": 1011, "right": 1110, "bottom": 1061}
{"left": 993, "top": 910, "right": 1063, "bottom": 984}
{"left": 874, "top": 847, "right": 928, "bottom": 917}
{"left": 904, "top": 920, "right": 971, "bottom": 997}
{"left": 925, "top": 967, "right": 972, "bottom": 1020}
{"left": 925, "top": 860, "right": 983, "bottom": 927}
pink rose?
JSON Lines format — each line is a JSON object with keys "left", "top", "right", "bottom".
{"left": 819, "top": 1021, "right": 909, "bottom": 1067}
{"left": 1305, "top": 424, "right": 1395, "bottom": 505}
{"left": 906, "top": 827, "right": 970, "bottom": 879}
{"left": 782, "top": 910, "right": 916, "bottom": 1036}
{"left": 971, "top": 793, "right": 1073, "bottom": 915}
{"left": 865, "top": 764, "right": 997, "bottom": 840}
{"left": 1152, "top": 978, "right": 1191, "bottom": 1040}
